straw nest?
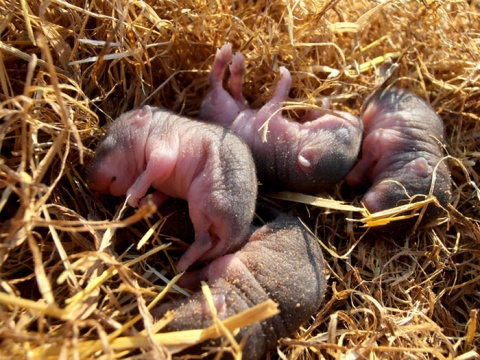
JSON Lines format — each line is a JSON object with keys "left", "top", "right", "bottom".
{"left": 0, "top": 0, "right": 479, "bottom": 359}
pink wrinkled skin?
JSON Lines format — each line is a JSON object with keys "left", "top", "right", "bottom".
{"left": 199, "top": 43, "right": 363, "bottom": 194}
{"left": 154, "top": 210, "right": 327, "bottom": 360}
{"left": 87, "top": 106, "right": 257, "bottom": 271}
{"left": 346, "top": 88, "right": 451, "bottom": 227}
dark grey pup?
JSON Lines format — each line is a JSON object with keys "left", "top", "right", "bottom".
{"left": 346, "top": 88, "right": 452, "bottom": 228}
{"left": 199, "top": 44, "right": 363, "bottom": 194}
{"left": 155, "top": 210, "right": 327, "bottom": 359}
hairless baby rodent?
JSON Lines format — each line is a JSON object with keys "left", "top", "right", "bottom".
{"left": 199, "top": 43, "right": 363, "bottom": 194}
{"left": 86, "top": 105, "right": 257, "bottom": 272}
{"left": 346, "top": 88, "right": 452, "bottom": 228}
{"left": 154, "top": 209, "right": 327, "bottom": 359}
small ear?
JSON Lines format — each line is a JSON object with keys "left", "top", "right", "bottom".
{"left": 204, "top": 294, "right": 227, "bottom": 316}
{"left": 298, "top": 148, "right": 315, "bottom": 171}
{"left": 406, "top": 157, "right": 432, "bottom": 178}
{"left": 131, "top": 105, "right": 153, "bottom": 127}
{"left": 298, "top": 154, "right": 312, "bottom": 169}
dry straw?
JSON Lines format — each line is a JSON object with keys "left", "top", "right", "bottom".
{"left": 0, "top": 0, "right": 479, "bottom": 359}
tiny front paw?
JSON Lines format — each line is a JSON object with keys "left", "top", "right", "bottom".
{"left": 126, "top": 193, "right": 140, "bottom": 207}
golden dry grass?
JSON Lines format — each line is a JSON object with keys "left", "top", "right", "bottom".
{"left": 0, "top": 0, "right": 479, "bottom": 359}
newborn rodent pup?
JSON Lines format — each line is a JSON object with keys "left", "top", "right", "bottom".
{"left": 87, "top": 105, "right": 257, "bottom": 272}
{"left": 346, "top": 88, "right": 452, "bottom": 228}
{"left": 154, "top": 209, "right": 327, "bottom": 360}
{"left": 199, "top": 43, "right": 363, "bottom": 194}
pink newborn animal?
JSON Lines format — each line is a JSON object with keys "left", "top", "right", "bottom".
{"left": 346, "top": 88, "right": 452, "bottom": 228}
{"left": 154, "top": 208, "right": 327, "bottom": 359}
{"left": 87, "top": 105, "right": 257, "bottom": 271}
{"left": 199, "top": 43, "right": 363, "bottom": 194}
